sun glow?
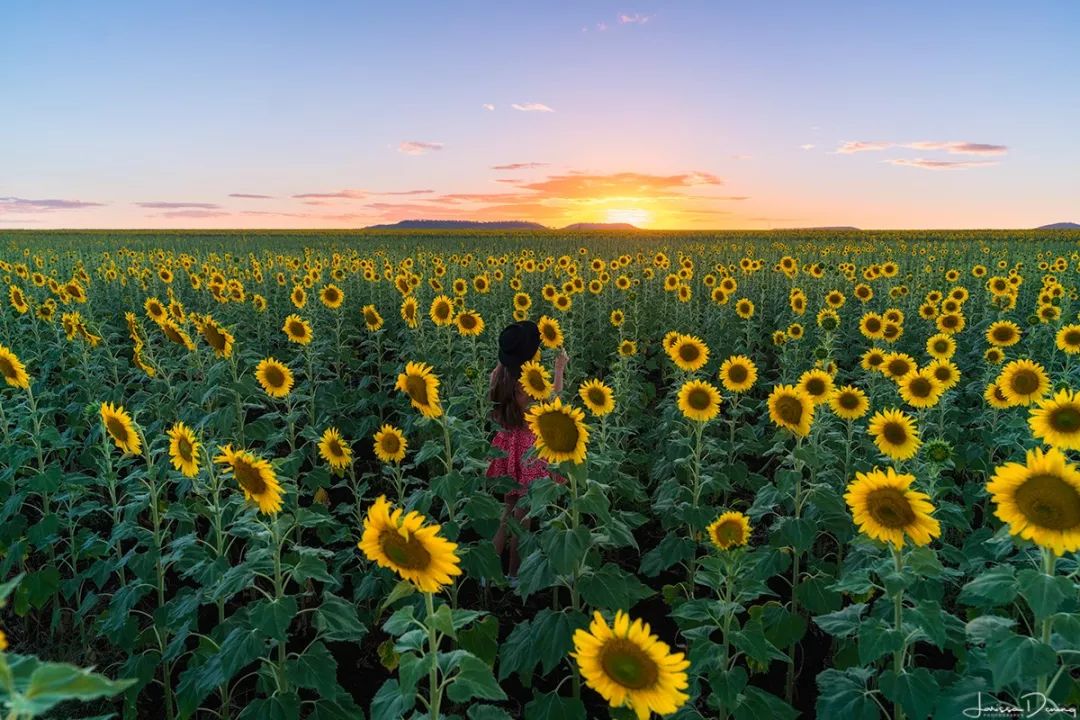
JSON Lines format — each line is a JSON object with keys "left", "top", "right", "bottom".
{"left": 605, "top": 208, "right": 652, "bottom": 226}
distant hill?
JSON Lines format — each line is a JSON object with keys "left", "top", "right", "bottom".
{"left": 1036, "top": 222, "right": 1080, "bottom": 230}
{"left": 365, "top": 219, "right": 547, "bottom": 230}
{"left": 562, "top": 222, "right": 639, "bottom": 231}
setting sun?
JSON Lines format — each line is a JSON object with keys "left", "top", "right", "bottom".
{"left": 605, "top": 208, "right": 652, "bottom": 226}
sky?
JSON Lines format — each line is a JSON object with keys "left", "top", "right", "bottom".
{"left": 2, "top": 1, "right": 1078, "bottom": 230}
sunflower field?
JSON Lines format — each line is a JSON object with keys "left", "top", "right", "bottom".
{"left": 2, "top": 228, "right": 1080, "bottom": 720}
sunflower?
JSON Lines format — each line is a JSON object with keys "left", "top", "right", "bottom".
{"left": 897, "top": 369, "right": 943, "bottom": 409}
{"left": 579, "top": 378, "right": 616, "bottom": 417}
{"left": 984, "top": 320, "right": 1021, "bottom": 348}
{"left": 984, "top": 382, "right": 1011, "bottom": 409}
{"left": 1055, "top": 324, "right": 1080, "bottom": 354}
{"left": 215, "top": 444, "right": 283, "bottom": 515}
{"left": 845, "top": 467, "right": 940, "bottom": 547}
{"left": 282, "top": 314, "right": 313, "bottom": 345}
{"left": 519, "top": 360, "right": 554, "bottom": 401}
{"left": 358, "top": 495, "right": 461, "bottom": 592}
{"left": 455, "top": 309, "right": 485, "bottom": 337}
{"left": 100, "top": 402, "right": 142, "bottom": 455}
{"left": 798, "top": 369, "right": 835, "bottom": 406}
{"left": 861, "top": 348, "right": 887, "bottom": 372}
{"left": 618, "top": 339, "right": 638, "bottom": 357}
{"left": 316, "top": 427, "right": 353, "bottom": 471}
{"left": 610, "top": 309, "right": 625, "bottom": 327}
{"left": 400, "top": 297, "right": 419, "bottom": 328}
{"left": 255, "top": 357, "right": 294, "bottom": 398}
{"left": 396, "top": 361, "right": 443, "bottom": 418}
{"left": 936, "top": 312, "right": 965, "bottom": 334}
{"left": 144, "top": 297, "right": 166, "bottom": 323}
{"left": 997, "top": 359, "right": 1050, "bottom": 406}
{"left": 571, "top": 610, "right": 690, "bottom": 720}
{"left": 719, "top": 355, "right": 757, "bottom": 393}
{"left": 677, "top": 379, "right": 722, "bottom": 422}
{"left": 1030, "top": 389, "right": 1080, "bottom": 451}
{"left": 166, "top": 422, "right": 200, "bottom": 477}
{"left": 927, "top": 359, "right": 960, "bottom": 390}
{"left": 830, "top": 385, "right": 869, "bottom": 420}
{"left": 926, "top": 333, "right": 956, "bottom": 360}
{"left": 429, "top": 295, "right": 455, "bottom": 326}
{"left": 986, "top": 447, "right": 1080, "bottom": 554}
{"left": 525, "top": 396, "right": 589, "bottom": 464}
{"left": 361, "top": 304, "right": 384, "bottom": 331}
{"left": 707, "top": 511, "right": 751, "bottom": 550}
{"left": 735, "top": 298, "right": 755, "bottom": 319}
{"left": 767, "top": 385, "right": 814, "bottom": 437}
{"left": 197, "top": 315, "right": 235, "bottom": 358}
{"left": 868, "top": 408, "right": 921, "bottom": 461}
{"left": 881, "top": 353, "right": 917, "bottom": 381}
{"left": 319, "top": 284, "right": 344, "bottom": 309}
{"left": 0, "top": 344, "right": 31, "bottom": 390}
{"left": 537, "top": 315, "right": 564, "bottom": 348}
{"left": 0, "top": 627, "right": 6, "bottom": 651}
{"left": 668, "top": 334, "right": 710, "bottom": 372}
{"left": 373, "top": 424, "right": 408, "bottom": 463}
{"left": 859, "top": 312, "right": 885, "bottom": 340}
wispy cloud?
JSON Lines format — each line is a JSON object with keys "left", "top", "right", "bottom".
{"left": 0, "top": 197, "right": 105, "bottom": 213}
{"left": 482, "top": 103, "right": 495, "bottom": 111}
{"left": 511, "top": 103, "right": 554, "bottom": 113}
{"left": 154, "top": 209, "right": 232, "bottom": 218}
{"left": 398, "top": 141, "right": 443, "bottom": 156}
{"left": 293, "top": 189, "right": 366, "bottom": 200}
{"left": 618, "top": 13, "right": 653, "bottom": 24}
{"left": 491, "top": 162, "right": 549, "bottom": 171}
{"left": 136, "top": 201, "right": 220, "bottom": 209}
{"left": 903, "top": 141, "right": 1007, "bottom": 155}
{"left": 228, "top": 193, "right": 274, "bottom": 199}
{"left": 800, "top": 144, "right": 816, "bottom": 150}
{"left": 886, "top": 158, "right": 999, "bottom": 170}
{"left": 836, "top": 141, "right": 894, "bottom": 154}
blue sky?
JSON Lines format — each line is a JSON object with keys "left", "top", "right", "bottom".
{"left": 2, "top": 1, "right": 1078, "bottom": 228}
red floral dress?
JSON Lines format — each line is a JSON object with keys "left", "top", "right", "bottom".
{"left": 486, "top": 426, "right": 552, "bottom": 500}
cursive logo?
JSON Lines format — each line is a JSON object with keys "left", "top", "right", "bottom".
{"left": 963, "top": 692, "right": 1077, "bottom": 718}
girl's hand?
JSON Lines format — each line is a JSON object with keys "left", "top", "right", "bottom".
{"left": 554, "top": 349, "right": 569, "bottom": 372}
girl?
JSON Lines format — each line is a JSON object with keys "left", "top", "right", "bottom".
{"left": 487, "top": 320, "right": 568, "bottom": 576}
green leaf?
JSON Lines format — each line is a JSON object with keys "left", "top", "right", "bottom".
{"left": 579, "top": 564, "right": 653, "bottom": 610}
{"left": 879, "top": 668, "right": 940, "bottom": 720}
{"left": 773, "top": 516, "right": 815, "bottom": 553}
{"left": 730, "top": 617, "right": 788, "bottom": 667}
{"left": 815, "top": 668, "right": 880, "bottom": 720}
{"left": 814, "top": 603, "right": 867, "bottom": 639}
{"left": 497, "top": 620, "right": 535, "bottom": 682}
{"left": 2, "top": 656, "right": 135, "bottom": 717}
{"left": 751, "top": 602, "right": 807, "bottom": 649}
{"left": 707, "top": 666, "right": 748, "bottom": 708}
{"left": 459, "top": 615, "right": 500, "bottom": 666}
{"left": 1017, "top": 569, "right": 1072, "bottom": 620}
{"left": 733, "top": 686, "right": 798, "bottom": 720}
{"left": 857, "top": 618, "right": 904, "bottom": 665}
{"left": 958, "top": 565, "right": 1017, "bottom": 608}
{"left": 446, "top": 654, "right": 508, "bottom": 703}
{"left": 531, "top": 609, "right": 589, "bottom": 676}
{"left": 315, "top": 594, "right": 367, "bottom": 642}
{"left": 431, "top": 603, "right": 457, "bottom": 640}
{"left": 468, "top": 705, "right": 514, "bottom": 720}
{"left": 541, "top": 526, "right": 591, "bottom": 575}
{"left": 0, "top": 572, "right": 24, "bottom": 606}
{"left": 285, "top": 642, "right": 339, "bottom": 696}
{"left": 965, "top": 614, "right": 1016, "bottom": 645}
{"left": 516, "top": 549, "right": 555, "bottom": 599}
{"left": 371, "top": 679, "right": 410, "bottom": 720}
{"left": 291, "top": 554, "right": 336, "bottom": 585}
{"left": 251, "top": 596, "right": 297, "bottom": 643}
{"left": 639, "top": 533, "right": 694, "bottom": 577}
{"left": 907, "top": 599, "right": 948, "bottom": 649}
{"left": 524, "top": 691, "right": 586, "bottom": 720}
{"left": 237, "top": 692, "right": 301, "bottom": 720}
{"left": 986, "top": 633, "right": 1057, "bottom": 691}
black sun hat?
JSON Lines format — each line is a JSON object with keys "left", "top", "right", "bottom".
{"left": 498, "top": 320, "right": 541, "bottom": 373}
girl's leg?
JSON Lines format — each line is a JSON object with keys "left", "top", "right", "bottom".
{"left": 493, "top": 493, "right": 518, "bottom": 566}
{"left": 507, "top": 506, "right": 529, "bottom": 576}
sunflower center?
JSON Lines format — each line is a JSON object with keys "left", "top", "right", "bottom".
{"left": 1010, "top": 370, "right": 1041, "bottom": 395}
{"left": 887, "top": 360, "right": 910, "bottom": 377}
{"left": 233, "top": 459, "right": 267, "bottom": 496}
{"left": 436, "top": 303, "right": 450, "bottom": 319}
{"left": 405, "top": 375, "right": 430, "bottom": 405}
{"left": 379, "top": 528, "right": 432, "bottom": 569}
{"left": 993, "top": 327, "right": 1014, "bottom": 342}
{"left": 713, "top": 521, "right": 742, "bottom": 546}
{"left": 526, "top": 371, "right": 546, "bottom": 391}
{"left": 263, "top": 365, "right": 286, "bottom": 388}
{"left": 599, "top": 639, "right": 660, "bottom": 691}
{"left": 460, "top": 315, "right": 476, "bottom": 329}
{"left": 727, "top": 364, "right": 748, "bottom": 383}
{"left": 1048, "top": 406, "right": 1080, "bottom": 433}
{"left": 1065, "top": 331, "right": 1080, "bottom": 346}
{"left": 865, "top": 318, "right": 882, "bottom": 332}
{"left": 328, "top": 439, "right": 343, "bottom": 456}
{"left": 839, "top": 392, "right": 859, "bottom": 410}
{"left": 909, "top": 377, "right": 933, "bottom": 398}
{"left": 289, "top": 321, "right": 306, "bottom": 337}
{"left": 883, "top": 325, "right": 900, "bottom": 339}
{"left": 381, "top": 435, "right": 401, "bottom": 454}
{"left": 1014, "top": 474, "right": 1080, "bottom": 531}
{"left": 587, "top": 388, "right": 607, "bottom": 406}
{"left": 177, "top": 437, "right": 194, "bottom": 462}
{"left": 866, "top": 487, "right": 917, "bottom": 528}
{"left": 535, "top": 411, "right": 580, "bottom": 452}
{"left": 106, "top": 417, "right": 131, "bottom": 444}
{"left": 678, "top": 344, "right": 700, "bottom": 362}
{"left": 687, "top": 388, "right": 713, "bottom": 410}
{"left": 775, "top": 395, "right": 804, "bottom": 425}
{"left": 805, "top": 378, "right": 826, "bottom": 396}
{"left": 0, "top": 357, "right": 15, "bottom": 379}
{"left": 942, "top": 315, "right": 958, "bottom": 328}
{"left": 882, "top": 421, "right": 909, "bottom": 446}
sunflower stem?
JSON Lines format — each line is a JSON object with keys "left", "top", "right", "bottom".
{"left": 1037, "top": 548, "right": 1057, "bottom": 696}
{"left": 785, "top": 434, "right": 805, "bottom": 706}
{"left": 892, "top": 544, "right": 905, "bottom": 720}
{"left": 686, "top": 420, "right": 705, "bottom": 598}
{"left": 424, "top": 592, "right": 443, "bottom": 719}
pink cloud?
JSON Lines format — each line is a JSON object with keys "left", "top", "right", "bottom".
{"left": 491, "top": 162, "right": 549, "bottom": 170}
{"left": 511, "top": 103, "right": 554, "bottom": 113}
{"left": 886, "top": 158, "right": 999, "bottom": 170}
{"left": 398, "top": 141, "right": 444, "bottom": 155}
{"left": 136, "top": 201, "right": 220, "bottom": 209}
{"left": 904, "top": 141, "right": 1007, "bottom": 155}
{"left": 618, "top": 13, "right": 652, "bottom": 24}
{"left": 482, "top": 103, "right": 495, "bottom": 111}
{"left": 836, "top": 141, "right": 894, "bottom": 154}
{"left": 229, "top": 193, "right": 274, "bottom": 199}
{"left": 0, "top": 197, "right": 105, "bottom": 213}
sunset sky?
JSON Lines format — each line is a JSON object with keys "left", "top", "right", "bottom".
{"left": 3, "top": 1, "right": 1078, "bottom": 230}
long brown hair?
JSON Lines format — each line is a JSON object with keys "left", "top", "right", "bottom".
{"left": 490, "top": 363, "right": 527, "bottom": 428}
